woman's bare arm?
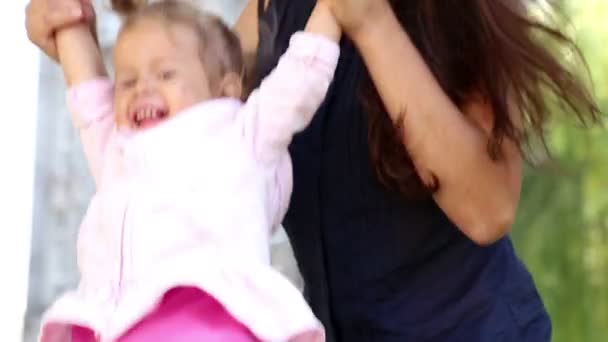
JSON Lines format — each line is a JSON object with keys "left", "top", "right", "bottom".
{"left": 343, "top": 2, "right": 523, "bottom": 245}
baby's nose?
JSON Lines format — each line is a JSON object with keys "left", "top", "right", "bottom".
{"left": 135, "top": 77, "right": 157, "bottom": 95}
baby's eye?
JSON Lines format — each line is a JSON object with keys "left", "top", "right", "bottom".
{"left": 119, "top": 78, "right": 136, "bottom": 89}
{"left": 160, "top": 70, "right": 176, "bottom": 81}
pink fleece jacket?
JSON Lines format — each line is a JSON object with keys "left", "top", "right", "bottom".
{"left": 40, "top": 32, "right": 340, "bottom": 342}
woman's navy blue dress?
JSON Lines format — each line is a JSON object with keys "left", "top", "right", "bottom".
{"left": 255, "top": 1, "right": 552, "bottom": 341}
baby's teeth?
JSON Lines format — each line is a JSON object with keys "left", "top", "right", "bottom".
{"left": 134, "top": 107, "right": 161, "bottom": 125}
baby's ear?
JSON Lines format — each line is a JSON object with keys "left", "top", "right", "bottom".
{"left": 218, "top": 72, "right": 243, "bottom": 99}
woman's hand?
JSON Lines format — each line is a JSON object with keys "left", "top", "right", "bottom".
{"left": 325, "top": 0, "right": 392, "bottom": 38}
{"left": 25, "top": 0, "right": 96, "bottom": 62}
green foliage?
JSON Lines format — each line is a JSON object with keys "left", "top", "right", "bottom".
{"left": 511, "top": 1, "right": 608, "bottom": 341}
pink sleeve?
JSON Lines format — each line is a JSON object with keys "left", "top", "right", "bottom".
{"left": 241, "top": 32, "right": 340, "bottom": 163}
{"left": 270, "top": 155, "right": 293, "bottom": 232}
{"left": 66, "top": 78, "right": 115, "bottom": 187}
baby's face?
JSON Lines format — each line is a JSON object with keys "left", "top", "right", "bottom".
{"left": 113, "top": 18, "right": 213, "bottom": 130}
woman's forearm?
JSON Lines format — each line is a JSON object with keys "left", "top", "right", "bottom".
{"left": 350, "top": 4, "right": 522, "bottom": 245}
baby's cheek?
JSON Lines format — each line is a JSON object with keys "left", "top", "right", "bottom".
{"left": 174, "top": 83, "right": 210, "bottom": 111}
{"left": 113, "top": 101, "right": 129, "bottom": 127}
{"left": 115, "top": 111, "right": 129, "bottom": 128}
{"left": 113, "top": 94, "right": 128, "bottom": 126}
{"left": 186, "top": 75, "right": 213, "bottom": 98}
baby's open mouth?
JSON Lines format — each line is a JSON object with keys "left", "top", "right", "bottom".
{"left": 131, "top": 106, "right": 169, "bottom": 129}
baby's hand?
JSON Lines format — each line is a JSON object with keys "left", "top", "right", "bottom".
{"left": 304, "top": 0, "right": 342, "bottom": 43}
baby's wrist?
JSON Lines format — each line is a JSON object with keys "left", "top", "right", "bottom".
{"left": 56, "top": 22, "right": 91, "bottom": 37}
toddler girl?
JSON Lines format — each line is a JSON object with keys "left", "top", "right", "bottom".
{"left": 39, "top": 0, "right": 341, "bottom": 341}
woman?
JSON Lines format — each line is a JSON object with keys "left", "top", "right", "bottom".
{"left": 235, "top": 0, "right": 600, "bottom": 341}
{"left": 26, "top": 0, "right": 600, "bottom": 341}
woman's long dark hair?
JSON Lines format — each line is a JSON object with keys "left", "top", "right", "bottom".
{"left": 366, "top": 0, "right": 601, "bottom": 198}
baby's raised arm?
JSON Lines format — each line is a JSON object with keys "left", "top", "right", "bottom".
{"left": 56, "top": 24, "right": 114, "bottom": 187}
{"left": 240, "top": 1, "right": 342, "bottom": 163}
{"left": 238, "top": 1, "right": 341, "bottom": 230}
{"left": 56, "top": 23, "right": 107, "bottom": 86}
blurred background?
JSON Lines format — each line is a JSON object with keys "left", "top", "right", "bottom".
{"left": 1, "top": 0, "right": 606, "bottom": 341}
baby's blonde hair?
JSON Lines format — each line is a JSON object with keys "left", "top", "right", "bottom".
{"left": 112, "top": 0, "right": 244, "bottom": 90}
